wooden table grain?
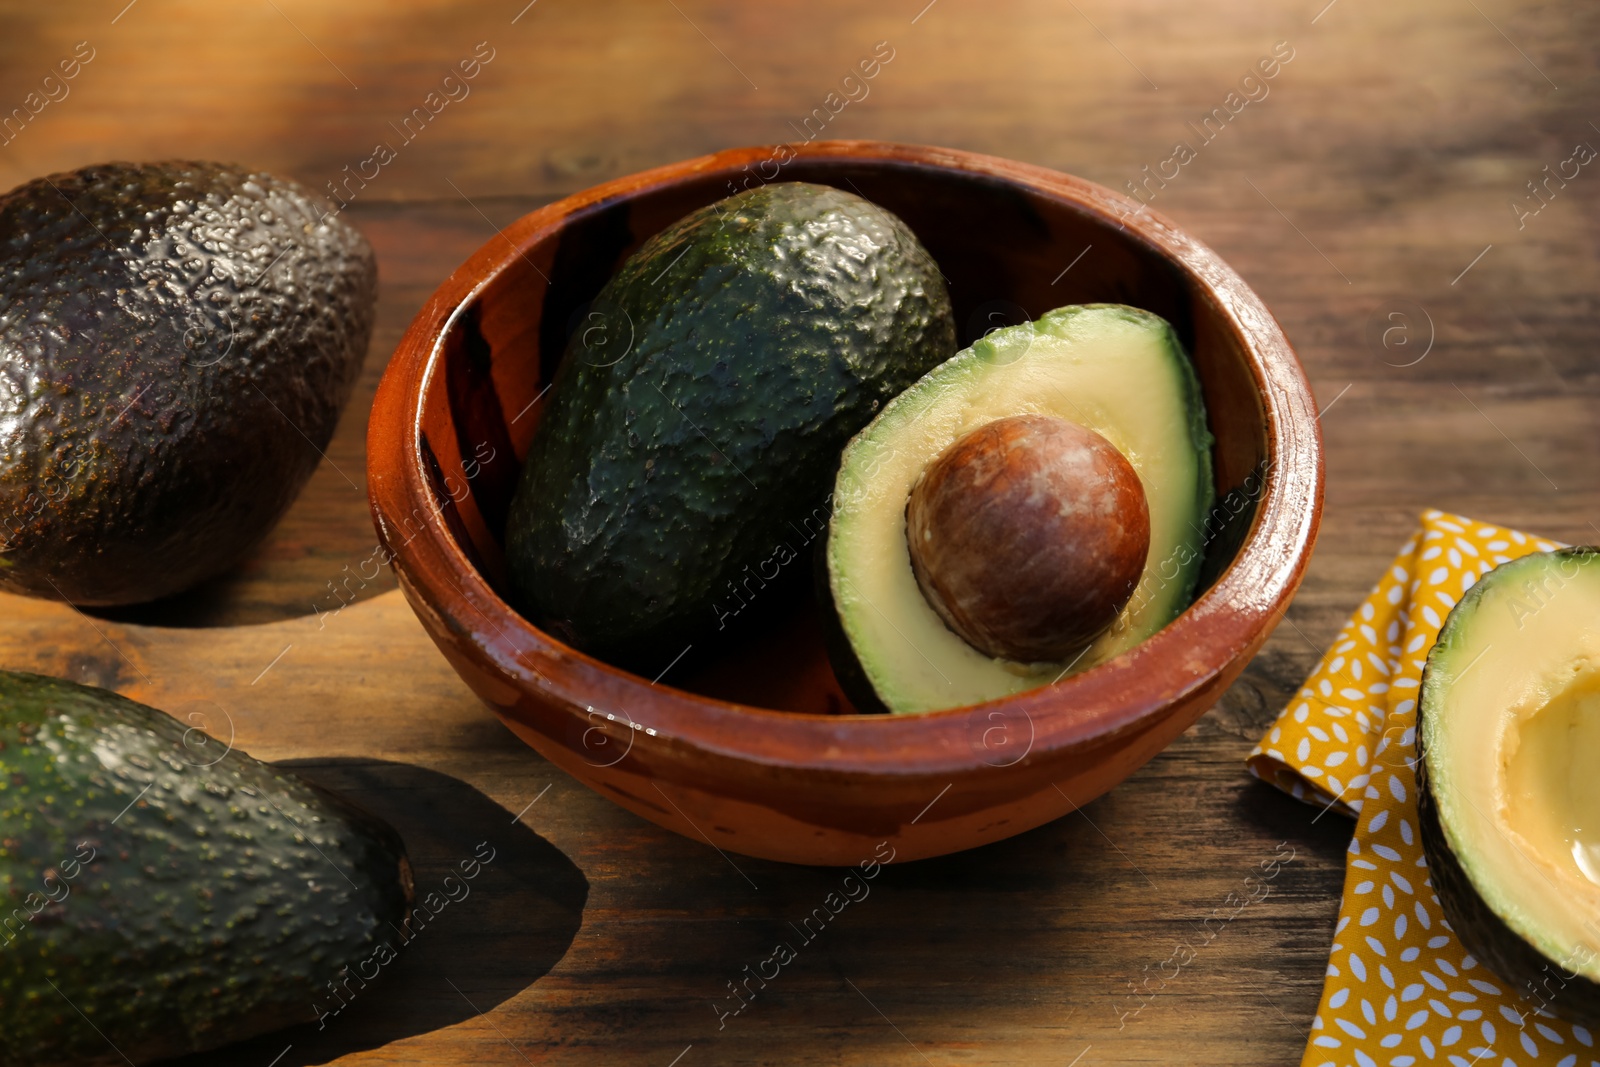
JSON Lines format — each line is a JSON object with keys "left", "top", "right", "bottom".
{"left": 1, "top": 1, "right": 1594, "bottom": 1063}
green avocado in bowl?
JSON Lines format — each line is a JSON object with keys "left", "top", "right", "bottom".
{"left": 501, "top": 182, "right": 1216, "bottom": 714}
{"left": 504, "top": 181, "right": 956, "bottom": 671}
{"left": 822, "top": 303, "right": 1214, "bottom": 714}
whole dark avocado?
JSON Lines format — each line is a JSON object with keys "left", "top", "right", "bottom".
{"left": 505, "top": 181, "right": 956, "bottom": 670}
{"left": 0, "top": 161, "right": 377, "bottom": 605}
{"left": 0, "top": 670, "right": 412, "bottom": 1066}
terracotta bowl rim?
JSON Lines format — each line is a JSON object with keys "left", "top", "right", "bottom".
{"left": 368, "top": 138, "right": 1323, "bottom": 775}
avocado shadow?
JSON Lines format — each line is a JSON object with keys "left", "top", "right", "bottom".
{"left": 81, "top": 561, "right": 400, "bottom": 630}
{"left": 1232, "top": 775, "right": 1354, "bottom": 867}
{"left": 163, "top": 759, "right": 587, "bottom": 1067}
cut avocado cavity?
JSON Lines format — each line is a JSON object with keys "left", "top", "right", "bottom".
{"left": 824, "top": 304, "right": 1215, "bottom": 715}
{"left": 1419, "top": 547, "right": 1600, "bottom": 1021}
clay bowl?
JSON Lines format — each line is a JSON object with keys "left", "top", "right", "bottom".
{"left": 367, "top": 140, "right": 1322, "bottom": 866}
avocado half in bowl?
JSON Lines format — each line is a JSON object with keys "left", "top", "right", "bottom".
{"left": 368, "top": 141, "right": 1322, "bottom": 865}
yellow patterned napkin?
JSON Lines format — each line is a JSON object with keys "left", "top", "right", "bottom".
{"left": 1248, "top": 509, "right": 1600, "bottom": 1066}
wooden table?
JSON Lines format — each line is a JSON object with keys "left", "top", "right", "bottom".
{"left": 2, "top": 1, "right": 1592, "bottom": 1063}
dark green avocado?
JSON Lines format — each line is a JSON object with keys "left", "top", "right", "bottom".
{"left": 0, "top": 671, "right": 412, "bottom": 1066}
{"left": 505, "top": 181, "right": 955, "bottom": 669}
{"left": 0, "top": 161, "right": 377, "bottom": 605}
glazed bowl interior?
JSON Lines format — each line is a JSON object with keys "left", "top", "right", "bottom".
{"left": 411, "top": 148, "right": 1278, "bottom": 717}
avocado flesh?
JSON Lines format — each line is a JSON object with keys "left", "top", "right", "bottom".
{"left": 826, "top": 304, "right": 1214, "bottom": 715}
{"left": 0, "top": 671, "right": 411, "bottom": 1065}
{"left": 1419, "top": 548, "right": 1600, "bottom": 1010}
{"left": 506, "top": 181, "right": 955, "bottom": 669}
{"left": 0, "top": 161, "right": 377, "bottom": 605}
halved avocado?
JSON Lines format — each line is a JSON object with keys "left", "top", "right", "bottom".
{"left": 1418, "top": 547, "right": 1600, "bottom": 1023}
{"left": 824, "top": 304, "right": 1214, "bottom": 715}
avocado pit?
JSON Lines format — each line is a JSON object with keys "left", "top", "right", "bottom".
{"left": 904, "top": 413, "right": 1150, "bottom": 663}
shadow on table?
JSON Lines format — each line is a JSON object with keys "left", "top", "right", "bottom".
{"left": 1232, "top": 775, "right": 1356, "bottom": 864}
{"left": 165, "top": 759, "right": 586, "bottom": 1067}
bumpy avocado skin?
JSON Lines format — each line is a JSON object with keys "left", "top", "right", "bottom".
{"left": 0, "top": 671, "right": 411, "bottom": 1065}
{"left": 0, "top": 161, "right": 377, "bottom": 605}
{"left": 505, "top": 182, "right": 956, "bottom": 668}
